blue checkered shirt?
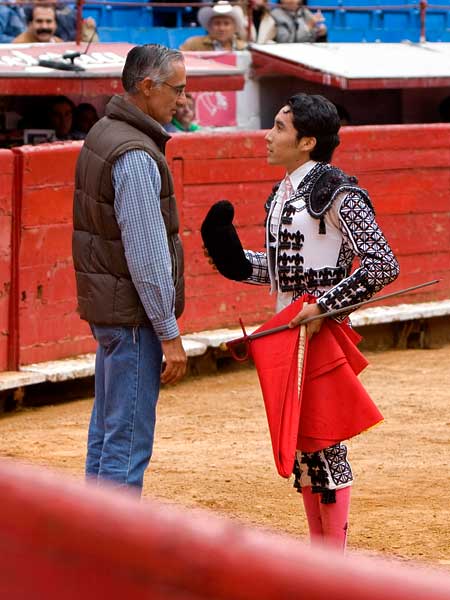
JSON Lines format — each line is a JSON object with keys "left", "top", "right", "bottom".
{"left": 112, "top": 150, "right": 179, "bottom": 341}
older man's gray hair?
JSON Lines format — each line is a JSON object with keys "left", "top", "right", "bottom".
{"left": 122, "top": 44, "right": 184, "bottom": 94}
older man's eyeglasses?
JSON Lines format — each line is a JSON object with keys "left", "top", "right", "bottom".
{"left": 162, "top": 81, "right": 186, "bottom": 97}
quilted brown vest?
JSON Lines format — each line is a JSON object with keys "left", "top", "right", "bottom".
{"left": 72, "top": 94, "right": 185, "bottom": 326}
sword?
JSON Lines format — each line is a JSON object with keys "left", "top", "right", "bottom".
{"left": 224, "top": 279, "right": 440, "bottom": 361}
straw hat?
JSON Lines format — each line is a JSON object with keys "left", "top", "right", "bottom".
{"left": 198, "top": 1, "right": 246, "bottom": 34}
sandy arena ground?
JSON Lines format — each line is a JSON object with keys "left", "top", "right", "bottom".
{"left": 0, "top": 345, "right": 449, "bottom": 570}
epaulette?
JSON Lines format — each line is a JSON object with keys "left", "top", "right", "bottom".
{"left": 307, "top": 166, "right": 373, "bottom": 234}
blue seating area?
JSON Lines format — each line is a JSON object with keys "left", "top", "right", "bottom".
{"left": 84, "top": 1, "right": 450, "bottom": 46}
{"left": 95, "top": 25, "right": 206, "bottom": 46}
{"left": 308, "top": 0, "right": 450, "bottom": 42}
{"left": 83, "top": 2, "right": 197, "bottom": 28}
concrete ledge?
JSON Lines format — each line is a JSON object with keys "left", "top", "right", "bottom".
{"left": 18, "top": 339, "right": 208, "bottom": 386}
{"left": 21, "top": 353, "right": 97, "bottom": 383}
{"left": 182, "top": 339, "right": 208, "bottom": 357}
{"left": 351, "top": 300, "right": 450, "bottom": 327}
{"left": 0, "top": 370, "right": 46, "bottom": 391}
{"left": 1, "top": 300, "right": 449, "bottom": 392}
{"left": 183, "top": 328, "right": 244, "bottom": 348}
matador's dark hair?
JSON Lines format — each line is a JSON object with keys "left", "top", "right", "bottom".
{"left": 286, "top": 93, "right": 341, "bottom": 162}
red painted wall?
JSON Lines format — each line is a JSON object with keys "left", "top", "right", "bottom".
{"left": 336, "top": 125, "right": 450, "bottom": 296}
{"left": 13, "top": 143, "right": 95, "bottom": 366}
{"left": 0, "top": 151, "right": 14, "bottom": 371}
{"left": 5, "top": 124, "right": 450, "bottom": 368}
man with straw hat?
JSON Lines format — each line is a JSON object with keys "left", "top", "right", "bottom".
{"left": 181, "top": 1, "right": 247, "bottom": 51}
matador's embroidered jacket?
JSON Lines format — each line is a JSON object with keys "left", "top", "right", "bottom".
{"left": 244, "top": 161, "right": 400, "bottom": 314}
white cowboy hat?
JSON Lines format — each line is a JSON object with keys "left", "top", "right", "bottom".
{"left": 198, "top": 1, "right": 246, "bottom": 34}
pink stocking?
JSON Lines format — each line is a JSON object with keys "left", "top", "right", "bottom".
{"left": 320, "top": 486, "right": 351, "bottom": 552}
{"left": 301, "top": 486, "right": 323, "bottom": 545}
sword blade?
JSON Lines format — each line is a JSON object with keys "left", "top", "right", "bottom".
{"left": 301, "top": 278, "right": 440, "bottom": 325}
{"left": 233, "top": 279, "right": 440, "bottom": 344}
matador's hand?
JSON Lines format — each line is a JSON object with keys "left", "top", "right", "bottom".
{"left": 289, "top": 302, "right": 324, "bottom": 340}
{"left": 202, "top": 245, "right": 217, "bottom": 270}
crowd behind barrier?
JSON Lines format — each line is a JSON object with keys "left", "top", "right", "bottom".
{"left": 0, "top": 0, "right": 449, "bottom": 45}
{"left": 0, "top": 95, "right": 100, "bottom": 151}
{"left": 81, "top": 0, "right": 450, "bottom": 44}
{"left": 0, "top": 124, "right": 449, "bottom": 372}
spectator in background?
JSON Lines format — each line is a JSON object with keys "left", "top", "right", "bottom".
{"left": 13, "top": 4, "right": 63, "bottom": 43}
{"left": 181, "top": 1, "right": 247, "bottom": 51}
{"left": 165, "top": 93, "right": 201, "bottom": 132}
{"left": 249, "top": 0, "right": 276, "bottom": 44}
{"left": 46, "top": 96, "right": 84, "bottom": 140}
{"left": 0, "top": 2, "right": 26, "bottom": 43}
{"left": 22, "top": 0, "right": 98, "bottom": 43}
{"left": 73, "top": 102, "right": 99, "bottom": 137}
{"left": 271, "top": 0, "right": 327, "bottom": 43}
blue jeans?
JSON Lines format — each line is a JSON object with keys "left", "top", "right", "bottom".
{"left": 86, "top": 324, "right": 162, "bottom": 491}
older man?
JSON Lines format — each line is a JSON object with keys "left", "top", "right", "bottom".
{"left": 13, "top": 4, "right": 62, "bottom": 43}
{"left": 181, "top": 1, "right": 247, "bottom": 51}
{"left": 73, "top": 44, "right": 187, "bottom": 492}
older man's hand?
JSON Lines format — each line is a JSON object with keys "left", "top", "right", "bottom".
{"left": 161, "top": 336, "right": 187, "bottom": 385}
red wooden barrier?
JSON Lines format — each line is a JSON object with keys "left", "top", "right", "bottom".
{"left": 0, "top": 460, "right": 449, "bottom": 600}
{"left": 6, "top": 124, "right": 450, "bottom": 367}
{"left": 12, "top": 143, "right": 95, "bottom": 366}
{"left": 337, "top": 125, "right": 450, "bottom": 298}
{"left": 0, "top": 150, "right": 14, "bottom": 371}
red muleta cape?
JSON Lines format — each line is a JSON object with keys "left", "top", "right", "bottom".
{"left": 249, "top": 296, "right": 383, "bottom": 478}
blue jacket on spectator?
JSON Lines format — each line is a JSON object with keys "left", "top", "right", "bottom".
{"left": 0, "top": 4, "right": 26, "bottom": 43}
{"left": 55, "top": 6, "right": 77, "bottom": 41}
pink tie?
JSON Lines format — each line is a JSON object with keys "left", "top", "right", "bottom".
{"left": 283, "top": 175, "right": 294, "bottom": 202}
